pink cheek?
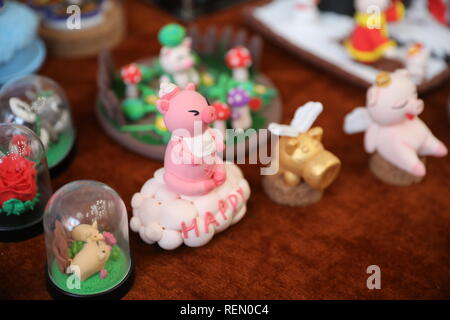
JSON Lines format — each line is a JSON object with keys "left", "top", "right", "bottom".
{"left": 184, "top": 59, "right": 193, "bottom": 68}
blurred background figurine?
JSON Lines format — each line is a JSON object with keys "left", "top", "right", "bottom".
{"left": 158, "top": 23, "right": 199, "bottom": 88}
{"left": 344, "top": 70, "right": 447, "bottom": 185}
{"left": 0, "top": 75, "right": 76, "bottom": 170}
{"left": 345, "top": 0, "right": 399, "bottom": 64}
{"left": 292, "top": 0, "right": 320, "bottom": 23}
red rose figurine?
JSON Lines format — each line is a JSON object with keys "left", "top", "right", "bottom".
{"left": 0, "top": 154, "right": 37, "bottom": 205}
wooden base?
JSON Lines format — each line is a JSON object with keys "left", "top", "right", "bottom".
{"left": 369, "top": 153, "right": 425, "bottom": 186}
{"left": 39, "top": 0, "right": 125, "bottom": 58}
{"left": 262, "top": 174, "right": 323, "bottom": 207}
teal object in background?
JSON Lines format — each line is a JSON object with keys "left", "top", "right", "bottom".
{"left": 0, "top": 1, "right": 46, "bottom": 85}
{"left": 158, "top": 23, "right": 186, "bottom": 47}
{"left": 0, "top": 39, "right": 46, "bottom": 85}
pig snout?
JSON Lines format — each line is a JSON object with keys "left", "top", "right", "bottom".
{"left": 405, "top": 98, "right": 424, "bottom": 119}
{"left": 302, "top": 150, "right": 341, "bottom": 190}
{"left": 201, "top": 106, "right": 216, "bottom": 124}
{"left": 413, "top": 99, "right": 424, "bottom": 115}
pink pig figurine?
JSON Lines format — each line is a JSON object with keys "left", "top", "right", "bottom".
{"left": 156, "top": 82, "right": 226, "bottom": 196}
{"left": 345, "top": 70, "right": 447, "bottom": 177}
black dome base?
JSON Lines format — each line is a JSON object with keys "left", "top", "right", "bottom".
{"left": 0, "top": 218, "right": 43, "bottom": 242}
{"left": 45, "top": 262, "right": 134, "bottom": 300}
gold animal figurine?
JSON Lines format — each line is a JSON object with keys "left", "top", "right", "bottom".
{"left": 278, "top": 127, "right": 341, "bottom": 189}
{"left": 265, "top": 102, "right": 341, "bottom": 207}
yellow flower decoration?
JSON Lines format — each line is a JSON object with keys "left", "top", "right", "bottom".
{"left": 146, "top": 95, "right": 158, "bottom": 105}
{"left": 201, "top": 73, "right": 214, "bottom": 87}
{"left": 155, "top": 115, "right": 167, "bottom": 131}
{"left": 254, "top": 84, "right": 267, "bottom": 94}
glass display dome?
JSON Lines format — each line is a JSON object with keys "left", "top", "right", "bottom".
{"left": 44, "top": 180, "right": 133, "bottom": 299}
{"left": 0, "top": 123, "right": 52, "bottom": 241}
{"left": 0, "top": 75, "right": 75, "bottom": 169}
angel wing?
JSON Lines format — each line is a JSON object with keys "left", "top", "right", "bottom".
{"left": 290, "top": 101, "right": 323, "bottom": 133}
{"left": 343, "top": 107, "right": 371, "bottom": 134}
{"left": 268, "top": 123, "right": 299, "bottom": 137}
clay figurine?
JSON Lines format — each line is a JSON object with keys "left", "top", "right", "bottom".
{"left": 263, "top": 102, "right": 341, "bottom": 206}
{"left": 158, "top": 23, "right": 199, "bottom": 88}
{"left": 225, "top": 46, "right": 253, "bottom": 82}
{"left": 228, "top": 87, "right": 252, "bottom": 131}
{"left": 45, "top": 180, "right": 133, "bottom": 298}
{"left": 344, "top": 69, "right": 448, "bottom": 185}
{"left": 7, "top": 93, "right": 70, "bottom": 150}
{"left": 130, "top": 82, "right": 251, "bottom": 249}
{"left": 345, "top": 0, "right": 398, "bottom": 64}
{"left": 212, "top": 101, "right": 231, "bottom": 139}
{"left": 121, "top": 63, "right": 142, "bottom": 99}
{"left": 293, "top": 0, "right": 320, "bottom": 23}
{"left": 405, "top": 42, "right": 429, "bottom": 84}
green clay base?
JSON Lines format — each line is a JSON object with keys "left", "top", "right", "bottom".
{"left": 50, "top": 245, "right": 129, "bottom": 296}
{"left": 46, "top": 130, "right": 75, "bottom": 169}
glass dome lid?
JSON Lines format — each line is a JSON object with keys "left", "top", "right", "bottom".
{"left": 43, "top": 180, "right": 132, "bottom": 298}
{"left": 0, "top": 123, "right": 52, "bottom": 241}
{"left": 0, "top": 75, "right": 75, "bottom": 169}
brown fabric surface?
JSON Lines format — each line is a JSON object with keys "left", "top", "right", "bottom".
{"left": 0, "top": 0, "right": 449, "bottom": 299}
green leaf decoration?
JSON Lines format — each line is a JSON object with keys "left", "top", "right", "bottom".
{"left": 109, "top": 245, "right": 121, "bottom": 262}
{"left": 158, "top": 23, "right": 186, "bottom": 48}
{"left": 0, "top": 193, "right": 40, "bottom": 216}
{"left": 69, "top": 240, "right": 86, "bottom": 259}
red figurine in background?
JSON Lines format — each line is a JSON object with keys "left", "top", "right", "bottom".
{"left": 345, "top": 0, "right": 404, "bottom": 64}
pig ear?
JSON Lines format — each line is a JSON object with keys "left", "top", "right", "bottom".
{"left": 91, "top": 221, "right": 98, "bottom": 230}
{"left": 367, "top": 87, "right": 379, "bottom": 107}
{"left": 182, "top": 37, "right": 192, "bottom": 48}
{"left": 185, "top": 83, "right": 196, "bottom": 91}
{"left": 307, "top": 127, "right": 323, "bottom": 141}
{"left": 156, "top": 99, "right": 170, "bottom": 114}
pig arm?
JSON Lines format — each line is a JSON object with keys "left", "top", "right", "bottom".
{"left": 364, "top": 123, "right": 378, "bottom": 154}
{"left": 171, "top": 138, "right": 203, "bottom": 165}
{"left": 208, "top": 128, "right": 225, "bottom": 153}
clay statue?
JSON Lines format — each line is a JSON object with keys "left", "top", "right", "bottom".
{"left": 67, "top": 237, "right": 111, "bottom": 282}
{"left": 345, "top": 0, "right": 398, "bottom": 64}
{"left": 157, "top": 82, "right": 226, "bottom": 196}
{"left": 277, "top": 126, "right": 341, "bottom": 189}
{"left": 71, "top": 221, "right": 104, "bottom": 242}
{"left": 344, "top": 69, "right": 447, "bottom": 185}
{"left": 130, "top": 82, "right": 251, "bottom": 249}
{"left": 7, "top": 92, "right": 70, "bottom": 149}
{"left": 265, "top": 102, "right": 341, "bottom": 206}
{"left": 158, "top": 24, "right": 199, "bottom": 88}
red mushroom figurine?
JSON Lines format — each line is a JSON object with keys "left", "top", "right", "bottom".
{"left": 225, "top": 46, "right": 253, "bottom": 82}
{"left": 121, "top": 63, "right": 142, "bottom": 98}
{"left": 212, "top": 101, "right": 231, "bottom": 139}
